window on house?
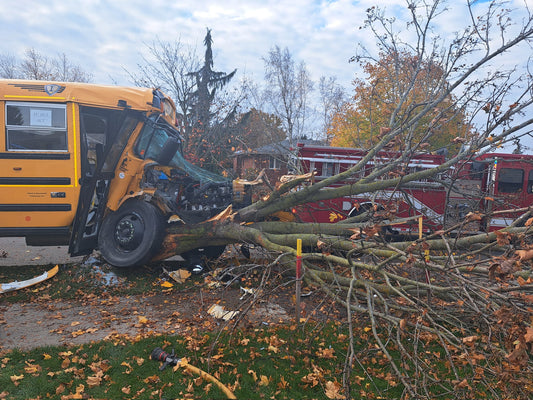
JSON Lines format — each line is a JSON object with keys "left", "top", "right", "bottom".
{"left": 269, "top": 156, "right": 281, "bottom": 170}
{"left": 6, "top": 102, "right": 67, "bottom": 151}
{"left": 497, "top": 168, "right": 524, "bottom": 193}
{"left": 528, "top": 170, "right": 533, "bottom": 194}
{"left": 322, "top": 162, "right": 335, "bottom": 177}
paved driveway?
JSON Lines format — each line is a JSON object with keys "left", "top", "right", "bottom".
{"left": 0, "top": 237, "right": 84, "bottom": 267}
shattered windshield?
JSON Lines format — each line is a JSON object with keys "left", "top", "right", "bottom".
{"left": 135, "top": 115, "right": 178, "bottom": 162}
{"left": 135, "top": 115, "right": 229, "bottom": 184}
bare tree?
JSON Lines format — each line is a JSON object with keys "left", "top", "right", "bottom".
{"left": 263, "top": 46, "right": 314, "bottom": 146}
{"left": 20, "top": 48, "right": 54, "bottom": 80}
{"left": 52, "top": 53, "right": 93, "bottom": 82}
{"left": 1, "top": 48, "right": 92, "bottom": 82}
{"left": 127, "top": 36, "right": 200, "bottom": 137}
{"left": 129, "top": 29, "right": 241, "bottom": 172}
{"left": 318, "top": 75, "right": 347, "bottom": 140}
{"left": 0, "top": 53, "right": 19, "bottom": 78}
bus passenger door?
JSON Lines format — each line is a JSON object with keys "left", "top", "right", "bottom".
{"left": 68, "top": 107, "right": 141, "bottom": 256}
{"left": 0, "top": 101, "right": 80, "bottom": 243}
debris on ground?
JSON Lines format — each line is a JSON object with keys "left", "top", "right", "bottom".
{"left": 163, "top": 267, "right": 191, "bottom": 284}
{"left": 207, "top": 304, "right": 240, "bottom": 321}
{"left": 0, "top": 265, "right": 58, "bottom": 294}
{"left": 239, "top": 286, "right": 259, "bottom": 300}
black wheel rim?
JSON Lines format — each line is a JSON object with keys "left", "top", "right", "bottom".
{"left": 114, "top": 212, "right": 145, "bottom": 251}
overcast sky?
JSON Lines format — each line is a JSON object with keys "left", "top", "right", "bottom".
{"left": 1, "top": 0, "right": 373, "bottom": 87}
{"left": 3, "top": 0, "right": 528, "bottom": 88}
{"left": 1, "top": 0, "right": 532, "bottom": 144}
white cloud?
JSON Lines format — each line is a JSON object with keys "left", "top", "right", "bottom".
{"left": 1, "top": 0, "right": 370, "bottom": 87}
{"left": 1, "top": 0, "right": 531, "bottom": 143}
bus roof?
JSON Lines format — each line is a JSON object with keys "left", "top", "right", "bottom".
{"left": 0, "top": 79, "right": 161, "bottom": 111}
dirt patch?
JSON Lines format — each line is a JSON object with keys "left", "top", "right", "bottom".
{"left": 0, "top": 286, "right": 294, "bottom": 351}
{"left": 0, "top": 241, "right": 331, "bottom": 352}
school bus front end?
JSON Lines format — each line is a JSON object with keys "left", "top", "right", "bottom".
{"left": 0, "top": 80, "right": 238, "bottom": 268}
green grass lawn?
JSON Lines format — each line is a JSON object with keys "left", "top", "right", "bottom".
{"left": 0, "top": 319, "right": 508, "bottom": 400}
{"left": 0, "top": 323, "right": 357, "bottom": 399}
{"left": 1, "top": 262, "right": 531, "bottom": 399}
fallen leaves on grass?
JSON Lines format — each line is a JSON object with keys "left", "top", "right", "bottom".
{"left": 10, "top": 374, "right": 23, "bottom": 386}
{"left": 23, "top": 362, "right": 42, "bottom": 374}
{"left": 325, "top": 380, "right": 345, "bottom": 399}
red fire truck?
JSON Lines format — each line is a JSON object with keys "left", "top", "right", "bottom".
{"left": 292, "top": 143, "right": 533, "bottom": 234}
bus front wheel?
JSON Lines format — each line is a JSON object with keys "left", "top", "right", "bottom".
{"left": 98, "top": 200, "right": 164, "bottom": 267}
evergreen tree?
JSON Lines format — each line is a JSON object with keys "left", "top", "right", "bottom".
{"left": 185, "top": 29, "right": 237, "bottom": 171}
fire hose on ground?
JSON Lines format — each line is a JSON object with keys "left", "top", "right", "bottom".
{"left": 151, "top": 347, "right": 237, "bottom": 399}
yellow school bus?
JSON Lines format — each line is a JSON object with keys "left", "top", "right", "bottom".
{"left": 0, "top": 79, "right": 235, "bottom": 267}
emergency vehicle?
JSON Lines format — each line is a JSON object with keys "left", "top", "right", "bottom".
{"left": 292, "top": 143, "right": 533, "bottom": 234}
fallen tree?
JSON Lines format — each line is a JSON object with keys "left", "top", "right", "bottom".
{"left": 153, "top": 2, "right": 533, "bottom": 398}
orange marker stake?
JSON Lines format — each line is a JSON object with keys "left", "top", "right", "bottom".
{"left": 296, "top": 239, "right": 302, "bottom": 323}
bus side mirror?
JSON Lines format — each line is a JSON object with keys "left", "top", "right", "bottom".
{"left": 156, "top": 137, "right": 180, "bottom": 165}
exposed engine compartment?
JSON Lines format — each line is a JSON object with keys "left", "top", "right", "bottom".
{"left": 142, "top": 167, "right": 234, "bottom": 223}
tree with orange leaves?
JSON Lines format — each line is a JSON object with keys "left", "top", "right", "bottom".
{"left": 329, "top": 51, "right": 471, "bottom": 153}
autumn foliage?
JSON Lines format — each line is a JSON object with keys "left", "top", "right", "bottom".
{"left": 328, "top": 51, "right": 471, "bottom": 152}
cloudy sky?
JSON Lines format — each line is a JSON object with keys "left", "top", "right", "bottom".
{"left": 1, "top": 0, "right": 376, "bottom": 87}
{"left": 3, "top": 0, "right": 528, "bottom": 88}
{"left": 1, "top": 0, "right": 531, "bottom": 144}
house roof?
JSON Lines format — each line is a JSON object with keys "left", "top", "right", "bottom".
{"left": 234, "top": 139, "right": 325, "bottom": 157}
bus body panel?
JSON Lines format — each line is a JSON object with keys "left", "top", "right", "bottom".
{"left": 0, "top": 80, "right": 235, "bottom": 266}
{"left": 0, "top": 80, "right": 164, "bottom": 250}
{"left": 0, "top": 101, "right": 81, "bottom": 231}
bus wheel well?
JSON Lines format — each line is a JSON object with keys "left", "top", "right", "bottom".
{"left": 98, "top": 199, "right": 165, "bottom": 267}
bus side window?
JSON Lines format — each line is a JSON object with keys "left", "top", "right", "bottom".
{"left": 497, "top": 168, "right": 524, "bottom": 193}
{"left": 81, "top": 114, "right": 107, "bottom": 171}
{"left": 6, "top": 102, "right": 67, "bottom": 151}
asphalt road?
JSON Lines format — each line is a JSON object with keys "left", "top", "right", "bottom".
{"left": 0, "top": 237, "right": 84, "bottom": 267}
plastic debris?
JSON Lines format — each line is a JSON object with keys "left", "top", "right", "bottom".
{"left": 239, "top": 286, "right": 258, "bottom": 300}
{"left": 163, "top": 267, "right": 191, "bottom": 284}
{"left": 207, "top": 304, "right": 240, "bottom": 321}
{"left": 0, "top": 265, "right": 59, "bottom": 294}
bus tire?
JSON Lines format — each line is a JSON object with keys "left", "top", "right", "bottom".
{"left": 98, "top": 199, "right": 164, "bottom": 267}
